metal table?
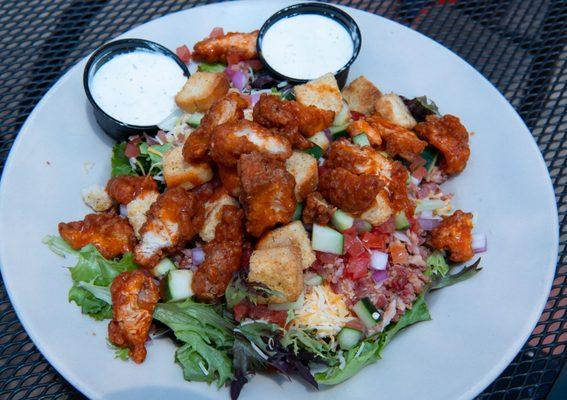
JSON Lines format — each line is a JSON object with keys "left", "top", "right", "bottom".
{"left": 0, "top": 1, "right": 565, "bottom": 399}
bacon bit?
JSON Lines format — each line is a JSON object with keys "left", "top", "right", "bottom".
{"left": 124, "top": 141, "right": 140, "bottom": 158}
{"left": 316, "top": 251, "right": 339, "bottom": 265}
{"left": 234, "top": 301, "right": 287, "bottom": 327}
{"left": 245, "top": 59, "right": 264, "bottom": 71}
{"left": 390, "top": 241, "right": 409, "bottom": 264}
{"left": 209, "top": 27, "right": 225, "bottom": 38}
{"left": 346, "top": 252, "right": 370, "bottom": 280}
{"left": 176, "top": 45, "right": 191, "bottom": 64}
{"left": 360, "top": 231, "right": 388, "bottom": 250}
{"left": 345, "top": 233, "right": 366, "bottom": 258}
{"left": 351, "top": 111, "right": 365, "bottom": 121}
{"left": 375, "top": 217, "right": 396, "bottom": 234}
{"left": 174, "top": 133, "right": 186, "bottom": 146}
{"left": 233, "top": 302, "right": 248, "bottom": 321}
{"left": 409, "top": 156, "right": 426, "bottom": 172}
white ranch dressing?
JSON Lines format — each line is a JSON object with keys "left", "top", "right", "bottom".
{"left": 261, "top": 14, "right": 354, "bottom": 80}
{"left": 91, "top": 51, "right": 186, "bottom": 126}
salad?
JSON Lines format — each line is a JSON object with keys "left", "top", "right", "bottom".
{"left": 45, "top": 27, "right": 486, "bottom": 399}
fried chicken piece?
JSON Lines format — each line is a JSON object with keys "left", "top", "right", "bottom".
{"left": 192, "top": 205, "right": 244, "bottom": 301}
{"left": 366, "top": 115, "right": 427, "bottom": 161}
{"left": 387, "top": 161, "right": 414, "bottom": 216}
{"left": 106, "top": 176, "right": 158, "bottom": 205}
{"left": 134, "top": 187, "right": 196, "bottom": 268}
{"left": 327, "top": 138, "right": 392, "bottom": 179}
{"left": 238, "top": 152, "right": 296, "bottom": 237}
{"left": 414, "top": 115, "right": 470, "bottom": 174}
{"left": 210, "top": 120, "right": 292, "bottom": 167}
{"left": 59, "top": 213, "right": 135, "bottom": 259}
{"left": 431, "top": 210, "right": 474, "bottom": 262}
{"left": 252, "top": 94, "right": 334, "bottom": 148}
{"left": 193, "top": 30, "right": 258, "bottom": 63}
{"left": 302, "top": 192, "right": 336, "bottom": 225}
{"left": 217, "top": 165, "right": 241, "bottom": 197}
{"left": 183, "top": 92, "right": 249, "bottom": 162}
{"left": 108, "top": 270, "right": 160, "bottom": 364}
{"left": 347, "top": 119, "right": 382, "bottom": 146}
{"left": 319, "top": 167, "right": 384, "bottom": 213}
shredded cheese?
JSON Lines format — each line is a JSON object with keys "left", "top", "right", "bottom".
{"left": 291, "top": 284, "right": 354, "bottom": 338}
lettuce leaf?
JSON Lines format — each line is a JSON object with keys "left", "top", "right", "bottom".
{"left": 431, "top": 258, "right": 482, "bottom": 291}
{"left": 198, "top": 62, "right": 226, "bottom": 73}
{"left": 425, "top": 251, "right": 449, "bottom": 278}
{"left": 111, "top": 142, "right": 135, "bottom": 177}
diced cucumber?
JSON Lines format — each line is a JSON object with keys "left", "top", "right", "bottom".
{"left": 197, "top": 62, "right": 226, "bottom": 73}
{"left": 356, "top": 220, "right": 373, "bottom": 233}
{"left": 304, "top": 144, "right": 324, "bottom": 159}
{"left": 164, "top": 269, "right": 194, "bottom": 302}
{"left": 305, "top": 274, "right": 323, "bottom": 286}
{"left": 421, "top": 147, "right": 439, "bottom": 171}
{"left": 308, "top": 131, "right": 330, "bottom": 151}
{"left": 338, "top": 327, "right": 363, "bottom": 350}
{"left": 330, "top": 124, "right": 349, "bottom": 136}
{"left": 352, "top": 133, "right": 370, "bottom": 147}
{"left": 331, "top": 209, "right": 354, "bottom": 232}
{"left": 186, "top": 113, "right": 204, "bottom": 127}
{"left": 311, "top": 224, "right": 344, "bottom": 255}
{"left": 333, "top": 101, "right": 351, "bottom": 126}
{"left": 293, "top": 203, "right": 303, "bottom": 221}
{"left": 415, "top": 199, "right": 446, "bottom": 214}
{"left": 394, "top": 212, "right": 410, "bottom": 230}
{"left": 152, "top": 258, "right": 176, "bottom": 278}
{"left": 352, "top": 298, "right": 381, "bottom": 329}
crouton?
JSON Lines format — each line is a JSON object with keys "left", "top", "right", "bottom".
{"left": 248, "top": 245, "right": 303, "bottom": 304}
{"left": 294, "top": 73, "right": 343, "bottom": 114}
{"left": 199, "top": 193, "right": 239, "bottom": 242}
{"left": 256, "top": 221, "right": 316, "bottom": 270}
{"left": 81, "top": 185, "right": 114, "bottom": 212}
{"left": 360, "top": 190, "right": 393, "bottom": 226}
{"left": 342, "top": 76, "right": 382, "bottom": 115}
{"left": 175, "top": 72, "right": 230, "bottom": 113}
{"left": 163, "top": 145, "right": 213, "bottom": 190}
{"left": 285, "top": 151, "right": 318, "bottom": 202}
{"left": 126, "top": 191, "right": 159, "bottom": 238}
{"left": 374, "top": 93, "right": 417, "bottom": 129}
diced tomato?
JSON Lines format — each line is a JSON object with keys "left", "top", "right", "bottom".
{"left": 247, "top": 305, "right": 287, "bottom": 327}
{"left": 175, "top": 45, "right": 191, "bottom": 64}
{"left": 360, "top": 231, "right": 388, "bottom": 250}
{"left": 346, "top": 252, "right": 370, "bottom": 280}
{"left": 409, "top": 156, "right": 426, "bottom": 172}
{"left": 413, "top": 166, "right": 428, "bottom": 181}
{"left": 345, "top": 318, "right": 366, "bottom": 331}
{"left": 233, "top": 302, "right": 249, "bottom": 321}
{"left": 246, "top": 59, "right": 264, "bottom": 71}
{"left": 390, "top": 242, "right": 409, "bottom": 265}
{"left": 351, "top": 111, "right": 365, "bottom": 121}
{"left": 347, "top": 237, "right": 366, "bottom": 258}
{"left": 124, "top": 141, "right": 140, "bottom": 158}
{"left": 316, "top": 251, "right": 339, "bottom": 265}
{"left": 209, "top": 27, "right": 225, "bottom": 38}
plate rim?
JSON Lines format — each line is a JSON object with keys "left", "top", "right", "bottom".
{"left": 0, "top": 1, "right": 559, "bottom": 399}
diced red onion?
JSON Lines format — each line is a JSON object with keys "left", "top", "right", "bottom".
{"left": 410, "top": 175, "right": 422, "bottom": 186}
{"left": 323, "top": 128, "right": 332, "bottom": 142}
{"left": 418, "top": 217, "right": 441, "bottom": 231}
{"left": 370, "top": 250, "right": 388, "bottom": 270}
{"left": 250, "top": 92, "right": 261, "bottom": 107}
{"left": 393, "top": 231, "right": 411, "bottom": 243}
{"left": 192, "top": 247, "right": 205, "bottom": 266}
{"left": 372, "top": 269, "right": 388, "bottom": 284}
{"left": 119, "top": 204, "right": 127, "bottom": 217}
{"left": 472, "top": 233, "right": 487, "bottom": 253}
{"left": 230, "top": 70, "right": 248, "bottom": 91}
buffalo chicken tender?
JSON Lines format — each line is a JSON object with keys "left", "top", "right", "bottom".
{"left": 248, "top": 245, "right": 303, "bottom": 304}
{"left": 59, "top": 213, "right": 135, "bottom": 259}
{"left": 341, "top": 75, "right": 382, "bottom": 115}
{"left": 163, "top": 145, "right": 213, "bottom": 189}
{"left": 126, "top": 190, "right": 159, "bottom": 238}
{"left": 415, "top": 114, "right": 470, "bottom": 174}
{"left": 302, "top": 192, "right": 335, "bottom": 225}
{"left": 326, "top": 138, "right": 392, "bottom": 180}
{"left": 217, "top": 165, "right": 241, "bottom": 197}
{"left": 256, "top": 221, "right": 316, "bottom": 270}
{"left": 210, "top": 120, "right": 292, "bottom": 167}
{"left": 134, "top": 187, "right": 196, "bottom": 268}
{"left": 294, "top": 73, "right": 343, "bottom": 114}
{"left": 431, "top": 210, "right": 474, "bottom": 262}
{"left": 193, "top": 30, "right": 259, "bottom": 63}
{"left": 285, "top": 151, "right": 318, "bottom": 202}
{"left": 374, "top": 93, "right": 417, "bottom": 129}
{"left": 319, "top": 167, "right": 383, "bottom": 213}
{"left": 199, "top": 192, "right": 239, "bottom": 242}
{"left": 192, "top": 205, "right": 244, "bottom": 301}
{"left": 106, "top": 175, "right": 158, "bottom": 205}
{"left": 238, "top": 152, "right": 296, "bottom": 237}
{"left": 108, "top": 270, "right": 160, "bottom": 364}
{"left": 347, "top": 119, "right": 382, "bottom": 146}
{"left": 81, "top": 185, "right": 114, "bottom": 212}
{"left": 366, "top": 115, "right": 427, "bottom": 161}
{"left": 183, "top": 92, "right": 249, "bottom": 162}
{"left": 175, "top": 71, "right": 230, "bottom": 113}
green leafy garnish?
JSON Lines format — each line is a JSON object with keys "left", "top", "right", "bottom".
{"left": 42, "top": 235, "right": 77, "bottom": 257}
{"left": 107, "top": 339, "right": 130, "bottom": 361}
{"left": 431, "top": 258, "right": 482, "bottom": 291}
{"left": 414, "top": 96, "right": 440, "bottom": 116}
{"left": 111, "top": 143, "right": 135, "bottom": 177}
{"left": 198, "top": 62, "right": 227, "bottom": 73}
{"left": 425, "top": 251, "right": 449, "bottom": 278}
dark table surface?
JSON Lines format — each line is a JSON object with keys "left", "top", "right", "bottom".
{"left": 0, "top": 1, "right": 565, "bottom": 399}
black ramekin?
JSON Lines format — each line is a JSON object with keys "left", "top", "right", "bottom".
{"left": 83, "top": 39, "right": 190, "bottom": 142}
{"left": 257, "top": 2, "right": 362, "bottom": 89}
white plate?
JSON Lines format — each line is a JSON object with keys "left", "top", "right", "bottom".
{"left": 0, "top": 1, "right": 558, "bottom": 399}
